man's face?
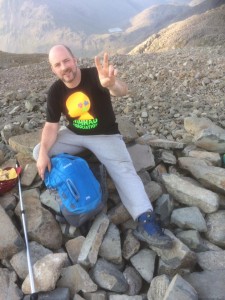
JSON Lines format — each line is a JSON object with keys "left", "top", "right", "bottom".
{"left": 49, "top": 46, "right": 77, "bottom": 85}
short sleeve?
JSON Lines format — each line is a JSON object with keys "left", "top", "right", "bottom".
{"left": 46, "top": 81, "right": 63, "bottom": 123}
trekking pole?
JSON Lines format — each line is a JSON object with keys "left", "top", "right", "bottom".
{"left": 16, "top": 161, "right": 38, "bottom": 300}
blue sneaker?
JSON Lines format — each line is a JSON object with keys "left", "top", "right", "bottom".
{"left": 133, "top": 211, "right": 173, "bottom": 249}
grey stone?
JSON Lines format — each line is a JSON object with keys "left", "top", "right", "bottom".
{"left": 137, "top": 134, "right": 185, "bottom": 150}
{"left": 171, "top": 206, "right": 207, "bottom": 232}
{"left": 150, "top": 230, "right": 197, "bottom": 271}
{"left": 183, "top": 148, "right": 221, "bottom": 166}
{"left": 0, "top": 268, "right": 23, "bottom": 300}
{"left": 123, "top": 266, "right": 143, "bottom": 296}
{"left": 144, "top": 180, "right": 163, "bottom": 202}
{"left": 78, "top": 213, "right": 110, "bottom": 268}
{"left": 20, "top": 162, "right": 37, "bottom": 186}
{"left": 99, "top": 223, "right": 122, "bottom": 264}
{"left": 90, "top": 258, "right": 129, "bottom": 293}
{"left": 122, "top": 229, "right": 140, "bottom": 260}
{"left": 197, "top": 250, "right": 225, "bottom": 271}
{"left": 57, "top": 264, "right": 97, "bottom": 296}
{"left": 24, "top": 288, "right": 70, "bottom": 300}
{"left": 0, "top": 204, "right": 24, "bottom": 259}
{"left": 162, "top": 173, "right": 219, "bottom": 213}
{"left": 194, "top": 127, "right": 225, "bottom": 153}
{"left": 175, "top": 230, "right": 209, "bottom": 252}
{"left": 184, "top": 270, "right": 225, "bottom": 300}
{"left": 163, "top": 274, "right": 198, "bottom": 300}
{"left": 130, "top": 249, "right": 156, "bottom": 283}
{"left": 205, "top": 210, "right": 225, "bottom": 247}
{"left": 179, "top": 156, "right": 225, "bottom": 195}
{"left": 107, "top": 203, "right": 131, "bottom": 225}
{"left": 65, "top": 236, "right": 85, "bottom": 264}
{"left": 10, "top": 241, "right": 52, "bottom": 279}
{"left": 109, "top": 296, "right": 143, "bottom": 300}
{"left": 117, "top": 116, "right": 139, "bottom": 143}
{"left": 127, "top": 142, "right": 155, "bottom": 172}
{"left": 147, "top": 274, "right": 170, "bottom": 300}
{"left": 14, "top": 189, "right": 63, "bottom": 250}
{"left": 83, "top": 290, "right": 107, "bottom": 300}
{"left": 22, "top": 253, "right": 68, "bottom": 294}
{"left": 155, "top": 194, "right": 174, "bottom": 226}
{"left": 8, "top": 130, "right": 41, "bottom": 155}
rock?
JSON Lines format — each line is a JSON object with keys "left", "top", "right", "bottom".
{"left": 151, "top": 230, "right": 197, "bottom": 271}
{"left": 8, "top": 130, "right": 41, "bottom": 155}
{"left": 122, "top": 229, "right": 140, "bottom": 260}
{"left": 162, "top": 173, "right": 219, "bottom": 213}
{"left": 147, "top": 274, "right": 170, "bottom": 300}
{"left": 194, "top": 127, "right": 225, "bottom": 153}
{"left": 10, "top": 241, "right": 52, "bottom": 279}
{"left": 197, "top": 251, "right": 225, "bottom": 271}
{"left": 205, "top": 210, "right": 225, "bottom": 247}
{"left": 1, "top": 47, "right": 225, "bottom": 298}
{"left": 175, "top": 230, "right": 209, "bottom": 252}
{"left": 130, "top": 249, "right": 156, "bottom": 283}
{"left": 123, "top": 266, "right": 143, "bottom": 296}
{"left": 0, "top": 205, "right": 24, "bottom": 259}
{"left": 99, "top": 223, "right": 122, "bottom": 264}
{"left": 183, "top": 147, "right": 221, "bottom": 166}
{"left": 22, "top": 253, "right": 68, "bottom": 294}
{"left": 127, "top": 143, "right": 155, "bottom": 172}
{"left": 171, "top": 206, "right": 207, "bottom": 232}
{"left": 14, "top": 189, "right": 63, "bottom": 250}
{"left": 179, "top": 157, "right": 225, "bottom": 195}
{"left": 163, "top": 274, "right": 198, "bottom": 300}
{"left": 57, "top": 264, "right": 97, "bottom": 296}
{"left": 78, "top": 213, "right": 110, "bottom": 268}
{"left": 90, "top": 258, "right": 129, "bottom": 293}
{"left": 184, "top": 270, "right": 225, "bottom": 300}
{"left": 20, "top": 162, "right": 38, "bottom": 186}
{"left": 65, "top": 236, "right": 85, "bottom": 264}
{"left": 0, "top": 268, "right": 23, "bottom": 300}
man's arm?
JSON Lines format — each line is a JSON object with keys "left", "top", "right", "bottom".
{"left": 36, "top": 122, "right": 59, "bottom": 180}
{"left": 95, "top": 53, "right": 128, "bottom": 97}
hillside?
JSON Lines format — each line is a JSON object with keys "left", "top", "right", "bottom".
{"left": 0, "top": 51, "right": 47, "bottom": 69}
{"left": 0, "top": 0, "right": 175, "bottom": 55}
{"left": 0, "top": 0, "right": 191, "bottom": 56}
{"left": 130, "top": 2, "right": 225, "bottom": 54}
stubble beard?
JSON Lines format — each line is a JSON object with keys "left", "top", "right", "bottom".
{"left": 61, "top": 65, "right": 78, "bottom": 84}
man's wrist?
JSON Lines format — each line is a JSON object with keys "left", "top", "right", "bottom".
{"left": 108, "top": 81, "right": 117, "bottom": 92}
{"left": 108, "top": 80, "right": 128, "bottom": 96}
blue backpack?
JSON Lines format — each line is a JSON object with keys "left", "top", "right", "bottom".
{"left": 44, "top": 153, "right": 107, "bottom": 227}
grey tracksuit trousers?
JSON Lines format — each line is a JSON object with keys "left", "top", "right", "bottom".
{"left": 33, "top": 127, "right": 153, "bottom": 220}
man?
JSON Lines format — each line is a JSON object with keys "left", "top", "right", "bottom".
{"left": 33, "top": 44, "right": 173, "bottom": 249}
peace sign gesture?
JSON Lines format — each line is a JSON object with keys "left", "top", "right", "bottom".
{"left": 95, "top": 53, "right": 118, "bottom": 89}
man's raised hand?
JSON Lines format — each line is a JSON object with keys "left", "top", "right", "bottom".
{"left": 95, "top": 53, "right": 118, "bottom": 89}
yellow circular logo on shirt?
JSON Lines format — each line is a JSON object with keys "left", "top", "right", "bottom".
{"left": 66, "top": 92, "right": 93, "bottom": 120}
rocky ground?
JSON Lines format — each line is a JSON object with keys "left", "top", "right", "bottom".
{"left": 0, "top": 46, "right": 225, "bottom": 148}
{"left": 1, "top": 46, "right": 225, "bottom": 299}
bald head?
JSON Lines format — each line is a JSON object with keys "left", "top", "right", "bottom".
{"left": 48, "top": 44, "right": 80, "bottom": 88}
{"left": 49, "top": 45, "right": 74, "bottom": 65}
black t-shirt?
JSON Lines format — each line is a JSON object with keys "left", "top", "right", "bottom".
{"left": 46, "top": 67, "right": 119, "bottom": 135}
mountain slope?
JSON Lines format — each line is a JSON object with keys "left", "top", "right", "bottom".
{"left": 1, "top": 0, "right": 222, "bottom": 57}
{"left": 81, "top": 4, "right": 190, "bottom": 56}
{"left": 0, "top": 0, "right": 168, "bottom": 53}
{"left": 0, "top": 0, "right": 191, "bottom": 56}
{"left": 130, "top": 2, "right": 225, "bottom": 54}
